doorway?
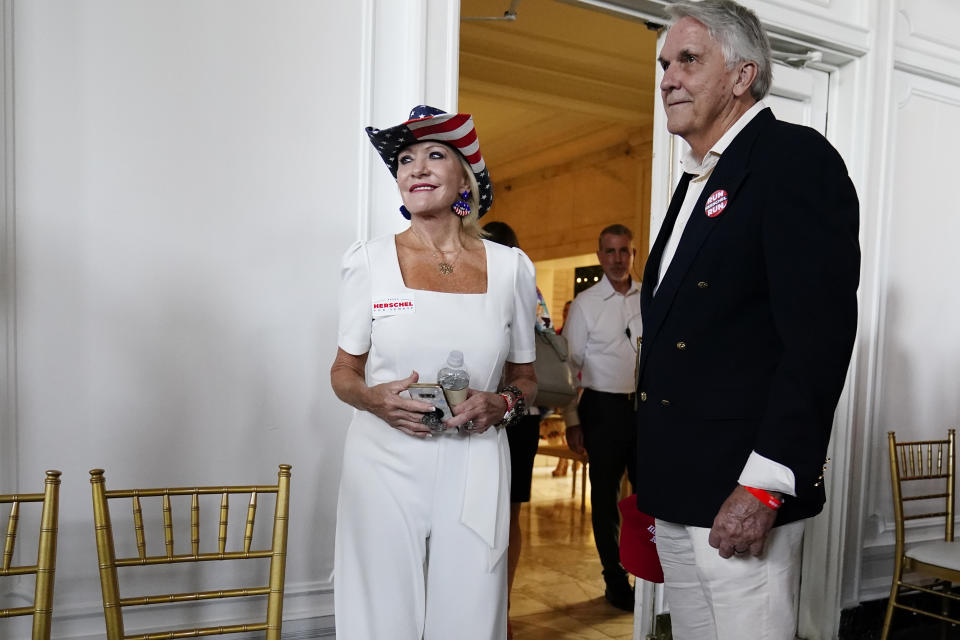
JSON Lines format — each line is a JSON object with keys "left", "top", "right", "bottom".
{"left": 459, "top": 2, "right": 658, "bottom": 637}
{"left": 459, "top": 0, "right": 658, "bottom": 319}
{"left": 459, "top": 2, "right": 838, "bottom": 638}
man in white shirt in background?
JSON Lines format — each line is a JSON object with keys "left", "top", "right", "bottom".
{"left": 564, "top": 223, "right": 642, "bottom": 612}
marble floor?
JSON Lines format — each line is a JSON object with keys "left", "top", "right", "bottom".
{"left": 508, "top": 456, "right": 635, "bottom": 640}
{"left": 510, "top": 459, "right": 960, "bottom": 640}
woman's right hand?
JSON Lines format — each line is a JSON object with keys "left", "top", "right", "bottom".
{"left": 366, "top": 370, "right": 437, "bottom": 438}
{"left": 331, "top": 350, "right": 436, "bottom": 438}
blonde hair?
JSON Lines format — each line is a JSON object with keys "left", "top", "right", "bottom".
{"left": 456, "top": 154, "right": 484, "bottom": 239}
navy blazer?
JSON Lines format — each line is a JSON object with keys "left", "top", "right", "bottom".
{"left": 635, "top": 108, "right": 860, "bottom": 527}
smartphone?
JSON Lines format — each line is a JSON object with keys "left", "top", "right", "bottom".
{"left": 401, "top": 383, "right": 454, "bottom": 424}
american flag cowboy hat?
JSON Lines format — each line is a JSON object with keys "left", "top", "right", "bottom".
{"left": 365, "top": 105, "right": 494, "bottom": 217}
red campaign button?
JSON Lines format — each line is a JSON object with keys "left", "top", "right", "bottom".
{"left": 705, "top": 189, "right": 728, "bottom": 218}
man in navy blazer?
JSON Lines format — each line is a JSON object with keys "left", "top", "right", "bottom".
{"left": 635, "top": 1, "right": 859, "bottom": 638}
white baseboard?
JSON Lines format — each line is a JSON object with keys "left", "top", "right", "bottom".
{"left": 53, "top": 616, "right": 336, "bottom": 640}
{"left": 41, "top": 579, "right": 333, "bottom": 639}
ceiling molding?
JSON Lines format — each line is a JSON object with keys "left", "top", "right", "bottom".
{"left": 497, "top": 127, "right": 652, "bottom": 184}
{"left": 459, "top": 23, "right": 653, "bottom": 81}
{"left": 461, "top": 77, "right": 651, "bottom": 123}
{"left": 459, "top": 0, "right": 658, "bottom": 191}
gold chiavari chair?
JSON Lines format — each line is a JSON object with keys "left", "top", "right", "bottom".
{"left": 89, "top": 464, "right": 291, "bottom": 640}
{"left": 882, "top": 429, "right": 960, "bottom": 640}
{"left": 0, "top": 470, "right": 62, "bottom": 640}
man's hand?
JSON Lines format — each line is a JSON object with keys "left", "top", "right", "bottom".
{"left": 708, "top": 485, "right": 780, "bottom": 558}
{"left": 565, "top": 425, "right": 585, "bottom": 455}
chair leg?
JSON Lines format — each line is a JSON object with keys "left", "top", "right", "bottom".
{"left": 938, "top": 580, "right": 951, "bottom": 640}
{"left": 881, "top": 560, "right": 903, "bottom": 640}
{"left": 880, "top": 590, "right": 896, "bottom": 640}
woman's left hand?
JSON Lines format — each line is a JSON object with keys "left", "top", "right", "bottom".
{"left": 444, "top": 389, "right": 507, "bottom": 435}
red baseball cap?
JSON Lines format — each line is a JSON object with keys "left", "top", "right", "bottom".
{"left": 618, "top": 495, "right": 664, "bottom": 583}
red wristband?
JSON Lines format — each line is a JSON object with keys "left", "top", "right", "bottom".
{"left": 743, "top": 486, "right": 782, "bottom": 510}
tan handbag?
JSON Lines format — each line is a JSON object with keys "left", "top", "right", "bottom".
{"left": 534, "top": 331, "right": 578, "bottom": 408}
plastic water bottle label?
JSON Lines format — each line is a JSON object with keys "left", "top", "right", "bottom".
{"left": 443, "top": 387, "right": 468, "bottom": 407}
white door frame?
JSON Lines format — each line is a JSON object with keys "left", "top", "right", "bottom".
{"left": 0, "top": 0, "right": 16, "bottom": 494}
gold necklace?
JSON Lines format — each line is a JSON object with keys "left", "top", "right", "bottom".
{"left": 412, "top": 228, "right": 463, "bottom": 275}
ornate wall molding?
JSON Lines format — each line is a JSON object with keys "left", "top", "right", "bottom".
{"left": 861, "top": 69, "right": 960, "bottom": 552}
{"left": 564, "top": 0, "right": 870, "bottom": 62}
{"left": 895, "top": 3, "right": 960, "bottom": 86}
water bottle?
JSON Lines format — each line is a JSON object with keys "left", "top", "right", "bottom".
{"left": 438, "top": 350, "right": 469, "bottom": 408}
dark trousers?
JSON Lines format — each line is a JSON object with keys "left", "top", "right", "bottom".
{"left": 579, "top": 388, "right": 637, "bottom": 585}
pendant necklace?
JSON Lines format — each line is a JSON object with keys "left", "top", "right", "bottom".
{"left": 412, "top": 228, "right": 463, "bottom": 276}
{"left": 437, "top": 258, "right": 457, "bottom": 276}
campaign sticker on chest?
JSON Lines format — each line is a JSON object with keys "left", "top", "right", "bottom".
{"left": 705, "top": 189, "right": 729, "bottom": 218}
{"left": 372, "top": 296, "right": 416, "bottom": 317}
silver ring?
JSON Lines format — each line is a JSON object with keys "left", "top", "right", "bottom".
{"left": 463, "top": 420, "right": 477, "bottom": 432}
{"left": 734, "top": 547, "right": 748, "bottom": 555}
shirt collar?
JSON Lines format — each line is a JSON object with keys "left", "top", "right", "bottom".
{"left": 598, "top": 273, "right": 641, "bottom": 300}
{"left": 680, "top": 100, "right": 767, "bottom": 178}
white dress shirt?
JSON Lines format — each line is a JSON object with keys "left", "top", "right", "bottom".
{"left": 564, "top": 274, "right": 642, "bottom": 395}
{"left": 656, "top": 100, "right": 768, "bottom": 291}
{"left": 654, "top": 100, "right": 797, "bottom": 497}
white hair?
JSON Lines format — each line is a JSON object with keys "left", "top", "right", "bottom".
{"left": 667, "top": 0, "right": 772, "bottom": 100}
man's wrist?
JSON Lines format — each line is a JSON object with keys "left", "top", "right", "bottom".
{"left": 742, "top": 485, "right": 782, "bottom": 510}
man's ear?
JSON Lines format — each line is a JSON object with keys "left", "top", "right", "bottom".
{"left": 732, "top": 61, "right": 758, "bottom": 98}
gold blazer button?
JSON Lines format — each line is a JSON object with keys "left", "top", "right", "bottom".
{"left": 697, "top": 281, "right": 709, "bottom": 288}
{"left": 676, "top": 341, "right": 687, "bottom": 350}
{"left": 639, "top": 392, "right": 647, "bottom": 402}
{"left": 660, "top": 399, "right": 671, "bottom": 407}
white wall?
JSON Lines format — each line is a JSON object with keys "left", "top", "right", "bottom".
{"left": 7, "top": 0, "right": 960, "bottom": 638}
{"left": 3, "top": 0, "right": 462, "bottom": 636}
{"left": 855, "top": 0, "right": 960, "bottom": 599}
{"left": 6, "top": 0, "right": 366, "bottom": 636}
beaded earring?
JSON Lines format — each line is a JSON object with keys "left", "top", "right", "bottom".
{"left": 451, "top": 191, "right": 471, "bottom": 217}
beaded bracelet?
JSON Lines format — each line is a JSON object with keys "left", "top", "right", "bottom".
{"left": 495, "top": 385, "right": 526, "bottom": 428}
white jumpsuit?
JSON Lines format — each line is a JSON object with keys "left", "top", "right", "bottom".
{"left": 334, "top": 235, "right": 537, "bottom": 640}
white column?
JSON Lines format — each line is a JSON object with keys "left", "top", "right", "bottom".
{"left": 363, "top": 0, "right": 462, "bottom": 241}
{"left": 0, "top": 0, "right": 15, "bottom": 493}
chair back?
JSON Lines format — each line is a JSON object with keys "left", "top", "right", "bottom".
{"left": 887, "top": 429, "right": 955, "bottom": 554}
{"left": 0, "top": 470, "right": 62, "bottom": 640}
{"left": 89, "top": 464, "right": 291, "bottom": 640}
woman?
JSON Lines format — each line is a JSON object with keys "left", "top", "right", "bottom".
{"left": 330, "top": 105, "right": 538, "bottom": 640}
